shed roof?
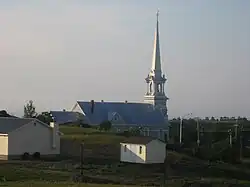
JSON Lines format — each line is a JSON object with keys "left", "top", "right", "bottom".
{"left": 120, "top": 136, "right": 162, "bottom": 145}
{"left": 77, "top": 101, "right": 165, "bottom": 126}
{"left": 0, "top": 117, "right": 36, "bottom": 134}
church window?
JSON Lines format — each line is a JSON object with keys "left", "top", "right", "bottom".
{"left": 113, "top": 114, "right": 119, "bottom": 121}
{"left": 149, "top": 82, "right": 152, "bottom": 92}
{"left": 157, "top": 84, "right": 160, "bottom": 92}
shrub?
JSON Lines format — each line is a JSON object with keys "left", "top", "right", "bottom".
{"left": 99, "top": 120, "right": 112, "bottom": 131}
{"left": 22, "top": 152, "right": 30, "bottom": 160}
{"left": 33, "top": 152, "right": 41, "bottom": 160}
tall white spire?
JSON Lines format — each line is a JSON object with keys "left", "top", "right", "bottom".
{"left": 144, "top": 10, "right": 168, "bottom": 121}
{"left": 151, "top": 9, "right": 162, "bottom": 75}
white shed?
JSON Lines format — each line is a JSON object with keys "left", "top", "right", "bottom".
{"left": 120, "top": 136, "right": 166, "bottom": 164}
{"left": 0, "top": 117, "right": 60, "bottom": 160}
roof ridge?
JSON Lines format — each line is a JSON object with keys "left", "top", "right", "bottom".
{"left": 77, "top": 101, "right": 153, "bottom": 105}
{"left": 0, "top": 117, "right": 37, "bottom": 122}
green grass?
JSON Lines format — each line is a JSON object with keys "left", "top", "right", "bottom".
{"left": 62, "top": 134, "right": 125, "bottom": 145}
{"left": 60, "top": 126, "right": 100, "bottom": 135}
{"left": 1, "top": 182, "right": 139, "bottom": 187}
{"left": 60, "top": 126, "right": 126, "bottom": 145}
{"left": 1, "top": 126, "right": 250, "bottom": 186}
{"left": 0, "top": 162, "right": 70, "bottom": 182}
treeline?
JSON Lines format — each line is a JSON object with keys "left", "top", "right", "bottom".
{"left": 171, "top": 116, "right": 248, "bottom": 122}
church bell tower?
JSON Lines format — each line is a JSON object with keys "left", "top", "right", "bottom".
{"left": 144, "top": 10, "right": 168, "bottom": 120}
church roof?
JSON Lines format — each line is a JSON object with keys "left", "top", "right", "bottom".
{"left": 77, "top": 101, "right": 166, "bottom": 126}
{"left": 50, "top": 111, "right": 80, "bottom": 125}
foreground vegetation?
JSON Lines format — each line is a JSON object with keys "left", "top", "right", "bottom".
{"left": 0, "top": 182, "right": 139, "bottom": 187}
{"left": 1, "top": 126, "right": 250, "bottom": 186}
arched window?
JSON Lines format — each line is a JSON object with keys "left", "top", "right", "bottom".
{"left": 149, "top": 82, "right": 152, "bottom": 92}
{"left": 157, "top": 84, "right": 161, "bottom": 92}
{"left": 124, "top": 145, "right": 127, "bottom": 152}
{"left": 139, "top": 146, "right": 142, "bottom": 154}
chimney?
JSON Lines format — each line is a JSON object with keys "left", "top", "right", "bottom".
{"left": 50, "top": 122, "right": 58, "bottom": 149}
{"left": 63, "top": 109, "right": 66, "bottom": 112}
{"left": 125, "top": 100, "right": 128, "bottom": 103}
{"left": 91, "top": 100, "right": 94, "bottom": 114}
{"left": 101, "top": 100, "right": 104, "bottom": 102}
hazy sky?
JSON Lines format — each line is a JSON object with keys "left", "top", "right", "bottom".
{"left": 0, "top": 0, "right": 250, "bottom": 118}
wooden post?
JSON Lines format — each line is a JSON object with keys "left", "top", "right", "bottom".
{"left": 80, "top": 142, "right": 84, "bottom": 177}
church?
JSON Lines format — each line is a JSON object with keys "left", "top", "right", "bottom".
{"left": 50, "top": 11, "right": 169, "bottom": 140}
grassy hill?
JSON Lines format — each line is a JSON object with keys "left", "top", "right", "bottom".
{"left": 1, "top": 126, "right": 250, "bottom": 186}
{"left": 59, "top": 126, "right": 250, "bottom": 185}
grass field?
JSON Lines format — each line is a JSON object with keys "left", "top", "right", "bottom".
{"left": 60, "top": 126, "right": 126, "bottom": 144}
{"left": 1, "top": 126, "right": 250, "bottom": 186}
{"left": 1, "top": 182, "right": 139, "bottom": 187}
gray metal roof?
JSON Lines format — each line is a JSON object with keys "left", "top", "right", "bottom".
{"left": 0, "top": 117, "right": 35, "bottom": 134}
{"left": 77, "top": 101, "right": 166, "bottom": 126}
{"left": 120, "top": 136, "right": 165, "bottom": 145}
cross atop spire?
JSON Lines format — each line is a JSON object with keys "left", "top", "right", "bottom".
{"left": 156, "top": 9, "right": 159, "bottom": 22}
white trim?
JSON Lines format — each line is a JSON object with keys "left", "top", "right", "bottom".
{"left": 120, "top": 142, "right": 149, "bottom": 146}
{"left": 72, "top": 102, "right": 86, "bottom": 116}
{"left": 72, "top": 102, "right": 92, "bottom": 124}
{"left": 0, "top": 133, "right": 8, "bottom": 136}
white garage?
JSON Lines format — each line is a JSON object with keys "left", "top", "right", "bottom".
{"left": 120, "top": 136, "right": 166, "bottom": 164}
{"left": 0, "top": 117, "right": 60, "bottom": 160}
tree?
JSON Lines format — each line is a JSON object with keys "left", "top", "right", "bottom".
{"left": 36, "top": 112, "right": 53, "bottom": 124}
{"left": 128, "top": 127, "right": 141, "bottom": 136}
{"left": 24, "top": 100, "right": 37, "bottom": 118}
{"left": 99, "top": 120, "right": 112, "bottom": 131}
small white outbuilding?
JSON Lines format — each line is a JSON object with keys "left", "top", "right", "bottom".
{"left": 120, "top": 136, "right": 166, "bottom": 164}
{"left": 0, "top": 117, "right": 60, "bottom": 160}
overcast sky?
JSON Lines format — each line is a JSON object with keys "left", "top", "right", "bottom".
{"left": 0, "top": 0, "right": 249, "bottom": 118}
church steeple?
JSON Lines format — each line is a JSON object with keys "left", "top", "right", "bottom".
{"left": 144, "top": 10, "right": 168, "bottom": 120}
{"left": 151, "top": 10, "right": 162, "bottom": 75}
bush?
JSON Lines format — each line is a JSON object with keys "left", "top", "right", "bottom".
{"left": 80, "top": 123, "right": 91, "bottom": 128}
{"left": 116, "top": 130, "right": 131, "bottom": 137}
{"left": 33, "top": 152, "right": 41, "bottom": 160}
{"left": 22, "top": 152, "right": 30, "bottom": 160}
{"left": 99, "top": 121, "right": 112, "bottom": 131}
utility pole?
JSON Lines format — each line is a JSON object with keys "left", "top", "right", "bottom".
{"left": 163, "top": 133, "right": 168, "bottom": 186}
{"left": 179, "top": 117, "right": 183, "bottom": 144}
{"left": 234, "top": 119, "right": 239, "bottom": 140}
{"left": 228, "top": 129, "right": 233, "bottom": 163}
{"left": 228, "top": 129, "right": 232, "bottom": 147}
{"left": 179, "top": 113, "right": 192, "bottom": 145}
{"left": 240, "top": 125, "right": 243, "bottom": 161}
{"left": 196, "top": 118, "right": 200, "bottom": 147}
